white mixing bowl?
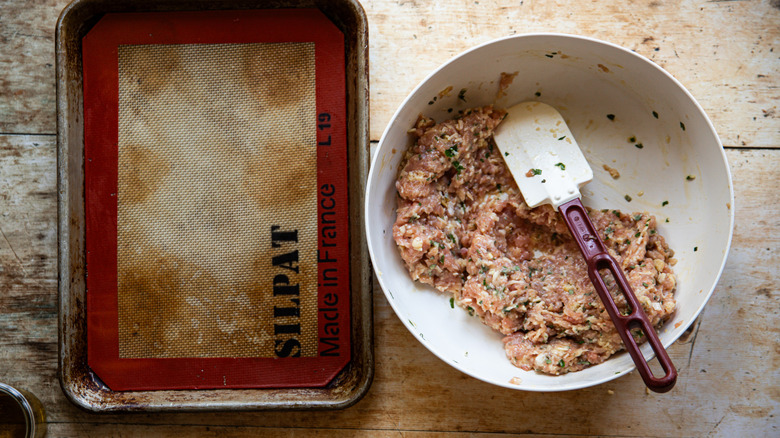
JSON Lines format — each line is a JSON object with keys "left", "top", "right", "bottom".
{"left": 365, "top": 34, "right": 733, "bottom": 391}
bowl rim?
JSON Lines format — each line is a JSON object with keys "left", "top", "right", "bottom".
{"left": 365, "top": 32, "right": 735, "bottom": 391}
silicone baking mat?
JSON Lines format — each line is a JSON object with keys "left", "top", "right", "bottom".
{"left": 82, "top": 9, "right": 350, "bottom": 391}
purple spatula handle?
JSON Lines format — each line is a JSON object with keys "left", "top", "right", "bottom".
{"left": 558, "top": 198, "right": 677, "bottom": 393}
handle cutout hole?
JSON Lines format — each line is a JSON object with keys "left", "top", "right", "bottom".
{"left": 627, "top": 320, "right": 665, "bottom": 378}
{"left": 597, "top": 268, "right": 633, "bottom": 316}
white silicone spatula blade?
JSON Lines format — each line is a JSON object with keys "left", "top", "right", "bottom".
{"left": 493, "top": 101, "right": 593, "bottom": 210}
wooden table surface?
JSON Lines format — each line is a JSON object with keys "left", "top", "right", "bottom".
{"left": 1, "top": 0, "right": 778, "bottom": 436}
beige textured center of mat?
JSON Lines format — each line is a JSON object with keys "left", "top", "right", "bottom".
{"left": 117, "top": 43, "right": 317, "bottom": 358}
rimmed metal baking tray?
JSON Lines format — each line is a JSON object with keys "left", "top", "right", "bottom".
{"left": 56, "top": 0, "right": 372, "bottom": 411}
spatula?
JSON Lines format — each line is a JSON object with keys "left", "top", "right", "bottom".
{"left": 493, "top": 101, "right": 677, "bottom": 393}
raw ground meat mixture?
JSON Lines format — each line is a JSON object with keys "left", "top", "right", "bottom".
{"left": 393, "top": 106, "right": 677, "bottom": 375}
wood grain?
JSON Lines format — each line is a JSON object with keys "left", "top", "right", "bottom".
{"left": 0, "top": 0, "right": 778, "bottom": 436}
{"left": 43, "top": 424, "right": 567, "bottom": 438}
{"left": 0, "top": 0, "right": 778, "bottom": 146}
{"left": 364, "top": 0, "right": 780, "bottom": 147}
{"left": 0, "top": 132, "right": 777, "bottom": 435}
{"left": 0, "top": 0, "right": 61, "bottom": 134}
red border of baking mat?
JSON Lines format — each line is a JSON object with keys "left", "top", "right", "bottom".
{"left": 82, "top": 9, "right": 350, "bottom": 391}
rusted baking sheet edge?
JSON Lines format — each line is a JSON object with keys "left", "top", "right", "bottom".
{"left": 56, "top": 0, "right": 372, "bottom": 412}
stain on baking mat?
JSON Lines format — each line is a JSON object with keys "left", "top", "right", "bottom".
{"left": 117, "top": 42, "right": 318, "bottom": 359}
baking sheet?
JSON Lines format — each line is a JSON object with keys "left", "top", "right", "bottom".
{"left": 57, "top": 0, "right": 371, "bottom": 411}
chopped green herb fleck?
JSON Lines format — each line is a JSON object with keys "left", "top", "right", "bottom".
{"left": 625, "top": 194, "right": 633, "bottom": 202}
{"left": 558, "top": 136, "right": 566, "bottom": 141}
{"left": 680, "top": 121, "right": 686, "bottom": 131}
{"left": 496, "top": 184, "right": 502, "bottom": 191}
{"left": 635, "top": 232, "right": 641, "bottom": 238}
{"left": 504, "top": 151, "right": 509, "bottom": 156}
{"left": 642, "top": 282, "right": 649, "bottom": 287}
{"left": 452, "top": 160, "right": 464, "bottom": 174}
{"left": 447, "top": 233, "right": 456, "bottom": 243}
{"left": 665, "top": 218, "right": 670, "bottom": 223}
{"left": 652, "top": 111, "right": 659, "bottom": 119}
{"left": 686, "top": 175, "right": 696, "bottom": 181}
{"left": 633, "top": 214, "right": 642, "bottom": 221}
{"left": 450, "top": 297, "right": 454, "bottom": 308}
{"left": 629, "top": 136, "right": 636, "bottom": 143}
{"left": 607, "top": 114, "right": 616, "bottom": 121}
{"left": 532, "top": 168, "right": 542, "bottom": 175}
{"left": 694, "top": 246, "right": 698, "bottom": 252}
{"left": 555, "top": 162, "right": 566, "bottom": 170}
{"left": 662, "top": 200, "right": 669, "bottom": 206}
{"left": 458, "top": 88, "right": 467, "bottom": 102}
{"left": 545, "top": 358, "right": 552, "bottom": 364}
{"left": 535, "top": 91, "right": 541, "bottom": 97}
{"left": 541, "top": 179, "right": 546, "bottom": 183}
{"left": 444, "top": 145, "right": 458, "bottom": 157}
{"left": 558, "top": 359, "right": 565, "bottom": 367}
{"left": 635, "top": 143, "right": 644, "bottom": 149}
{"left": 579, "top": 360, "right": 591, "bottom": 365}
